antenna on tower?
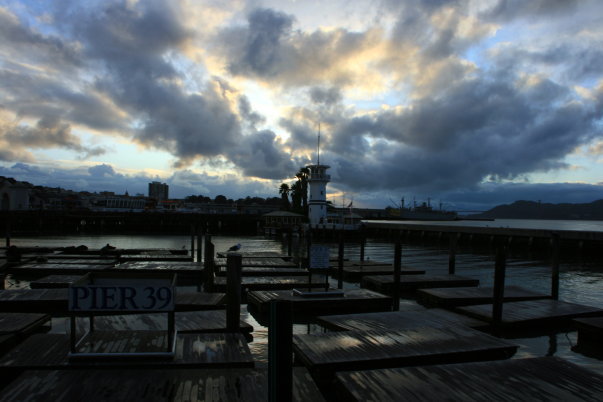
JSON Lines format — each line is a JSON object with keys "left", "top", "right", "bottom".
{"left": 317, "top": 122, "right": 321, "bottom": 166}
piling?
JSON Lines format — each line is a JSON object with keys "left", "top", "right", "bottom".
{"left": 196, "top": 227, "right": 203, "bottom": 264}
{"left": 338, "top": 233, "right": 344, "bottom": 289}
{"left": 492, "top": 241, "right": 507, "bottom": 327}
{"left": 448, "top": 233, "right": 457, "bottom": 275}
{"left": 190, "top": 224, "right": 195, "bottom": 259}
{"left": 287, "top": 227, "right": 293, "bottom": 257}
{"left": 360, "top": 232, "right": 366, "bottom": 262}
{"left": 551, "top": 233, "right": 560, "bottom": 300}
{"left": 226, "top": 253, "right": 242, "bottom": 332}
{"left": 268, "top": 300, "right": 292, "bottom": 402}
{"left": 203, "top": 236, "right": 214, "bottom": 292}
{"left": 392, "top": 235, "right": 402, "bottom": 311}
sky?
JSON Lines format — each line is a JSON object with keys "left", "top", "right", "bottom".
{"left": 0, "top": 0, "right": 602, "bottom": 212}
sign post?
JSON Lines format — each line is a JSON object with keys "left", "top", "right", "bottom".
{"left": 68, "top": 272, "right": 177, "bottom": 359}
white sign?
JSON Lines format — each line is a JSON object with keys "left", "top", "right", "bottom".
{"left": 310, "top": 245, "right": 330, "bottom": 269}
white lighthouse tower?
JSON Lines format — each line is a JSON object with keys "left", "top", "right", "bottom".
{"left": 307, "top": 127, "right": 330, "bottom": 227}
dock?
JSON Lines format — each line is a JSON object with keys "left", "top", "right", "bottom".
{"left": 416, "top": 285, "right": 550, "bottom": 308}
{"left": 216, "top": 266, "right": 309, "bottom": 276}
{"left": 456, "top": 299, "right": 603, "bottom": 328}
{"left": 214, "top": 257, "right": 297, "bottom": 268}
{"left": 293, "top": 325, "right": 517, "bottom": 388}
{"left": 329, "top": 261, "right": 426, "bottom": 282}
{"left": 335, "top": 357, "right": 603, "bottom": 401}
{"left": 361, "top": 274, "right": 479, "bottom": 295}
{"left": 0, "top": 367, "right": 324, "bottom": 401}
{"left": 213, "top": 276, "right": 327, "bottom": 294}
{"left": 0, "top": 313, "right": 50, "bottom": 355}
{"left": 7, "top": 263, "right": 113, "bottom": 275}
{"left": 317, "top": 309, "right": 487, "bottom": 332}
{"left": 0, "top": 289, "right": 226, "bottom": 313}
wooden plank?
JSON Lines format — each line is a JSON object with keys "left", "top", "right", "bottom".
{"left": 30, "top": 275, "right": 82, "bottom": 289}
{"left": 73, "top": 311, "right": 253, "bottom": 336}
{"left": 361, "top": 274, "right": 479, "bottom": 295}
{"left": 214, "top": 257, "right": 297, "bottom": 268}
{"left": 0, "top": 367, "right": 323, "bottom": 402}
{"left": 293, "top": 326, "right": 517, "bottom": 387}
{"left": 0, "top": 332, "right": 254, "bottom": 370}
{"left": 0, "top": 313, "right": 50, "bottom": 336}
{"left": 317, "top": 309, "right": 487, "bottom": 332}
{"left": 335, "top": 357, "right": 603, "bottom": 401}
{"left": 119, "top": 254, "right": 193, "bottom": 263}
{"left": 213, "top": 276, "right": 327, "bottom": 293}
{"left": 25, "top": 258, "right": 117, "bottom": 265}
{"left": 216, "top": 267, "right": 309, "bottom": 277}
{"left": 247, "top": 289, "right": 392, "bottom": 316}
{"left": 329, "top": 265, "right": 426, "bottom": 282}
{"left": 8, "top": 263, "right": 112, "bottom": 275}
{"left": 0, "top": 289, "right": 225, "bottom": 313}
{"left": 457, "top": 299, "right": 603, "bottom": 328}
{"left": 215, "top": 251, "right": 291, "bottom": 259}
{"left": 417, "top": 286, "right": 550, "bottom": 308}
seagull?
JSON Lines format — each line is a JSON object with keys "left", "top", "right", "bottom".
{"left": 228, "top": 243, "right": 242, "bottom": 252}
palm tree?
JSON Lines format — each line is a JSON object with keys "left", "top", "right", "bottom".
{"left": 295, "top": 167, "right": 310, "bottom": 213}
{"left": 290, "top": 180, "right": 303, "bottom": 212}
{"left": 279, "top": 183, "right": 290, "bottom": 210}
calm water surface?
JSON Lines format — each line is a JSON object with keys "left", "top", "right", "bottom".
{"left": 6, "top": 220, "right": 603, "bottom": 375}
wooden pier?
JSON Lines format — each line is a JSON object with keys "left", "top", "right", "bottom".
{"left": 216, "top": 266, "right": 309, "bottom": 276}
{"left": 0, "top": 289, "right": 226, "bottom": 313}
{"left": 0, "top": 332, "right": 254, "bottom": 370}
{"left": 8, "top": 263, "right": 113, "bottom": 275}
{"left": 247, "top": 289, "right": 392, "bottom": 317}
{"left": 329, "top": 261, "right": 426, "bottom": 282}
{"left": 213, "top": 276, "right": 327, "bottom": 294}
{"left": 293, "top": 325, "right": 517, "bottom": 389}
{"left": 0, "top": 367, "right": 324, "bottom": 402}
{"left": 317, "top": 309, "right": 487, "bottom": 332}
{"left": 416, "top": 285, "right": 550, "bottom": 308}
{"left": 456, "top": 299, "right": 603, "bottom": 328}
{"left": 214, "top": 257, "right": 297, "bottom": 268}
{"left": 0, "top": 313, "right": 50, "bottom": 355}
{"left": 335, "top": 357, "right": 603, "bottom": 401}
{"left": 361, "top": 274, "right": 479, "bottom": 295}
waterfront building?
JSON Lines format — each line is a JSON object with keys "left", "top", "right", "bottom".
{"left": 0, "top": 177, "right": 30, "bottom": 210}
{"left": 148, "top": 181, "right": 169, "bottom": 201}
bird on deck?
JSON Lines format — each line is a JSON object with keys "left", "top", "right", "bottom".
{"left": 228, "top": 243, "right": 242, "bottom": 252}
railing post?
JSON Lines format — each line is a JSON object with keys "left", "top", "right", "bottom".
{"left": 492, "top": 241, "right": 507, "bottom": 327}
{"left": 268, "top": 300, "right": 292, "bottom": 402}
{"left": 338, "top": 232, "right": 344, "bottom": 289}
{"left": 448, "top": 233, "right": 457, "bottom": 275}
{"left": 203, "top": 235, "right": 214, "bottom": 292}
{"left": 392, "top": 234, "right": 402, "bottom": 311}
{"left": 551, "top": 233, "right": 560, "bottom": 300}
{"left": 226, "top": 253, "right": 242, "bottom": 332}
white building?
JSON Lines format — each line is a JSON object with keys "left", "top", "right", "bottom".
{"left": 0, "top": 178, "right": 30, "bottom": 210}
{"left": 307, "top": 164, "right": 330, "bottom": 226}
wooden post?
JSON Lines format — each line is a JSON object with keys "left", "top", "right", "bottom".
{"left": 392, "top": 235, "right": 402, "bottom": 311}
{"left": 492, "top": 242, "right": 507, "bottom": 327}
{"left": 196, "top": 227, "right": 203, "bottom": 264}
{"left": 360, "top": 232, "right": 366, "bottom": 262}
{"left": 287, "top": 227, "right": 293, "bottom": 257}
{"left": 190, "top": 224, "right": 195, "bottom": 258}
{"left": 448, "top": 233, "right": 457, "bottom": 275}
{"left": 203, "top": 236, "right": 214, "bottom": 292}
{"left": 338, "top": 233, "right": 344, "bottom": 289}
{"left": 551, "top": 233, "right": 560, "bottom": 300}
{"left": 226, "top": 253, "right": 242, "bottom": 332}
{"left": 268, "top": 300, "right": 292, "bottom": 402}
{"left": 5, "top": 219, "right": 9, "bottom": 248}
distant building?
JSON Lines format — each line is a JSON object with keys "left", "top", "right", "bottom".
{"left": 0, "top": 177, "right": 30, "bottom": 210}
{"left": 148, "top": 181, "right": 169, "bottom": 201}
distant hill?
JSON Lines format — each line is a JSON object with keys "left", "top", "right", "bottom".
{"left": 467, "top": 200, "right": 603, "bottom": 220}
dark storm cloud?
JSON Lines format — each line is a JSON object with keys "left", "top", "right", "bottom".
{"left": 309, "top": 87, "right": 342, "bottom": 106}
{"left": 482, "top": 0, "right": 580, "bottom": 21}
{"left": 223, "top": 8, "right": 295, "bottom": 77}
{"left": 327, "top": 73, "right": 601, "bottom": 193}
{"left": 227, "top": 130, "right": 297, "bottom": 179}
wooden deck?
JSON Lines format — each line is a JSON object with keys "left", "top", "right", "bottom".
{"left": 215, "top": 251, "right": 291, "bottom": 259}
{"left": 216, "top": 266, "right": 309, "bottom": 277}
{"left": 361, "top": 274, "right": 479, "bottom": 295}
{"left": 0, "top": 332, "right": 254, "bottom": 370}
{"left": 119, "top": 254, "right": 193, "bottom": 263}
{"left": 457, "top": 299, "right": 603, "bottom": 328}
{"left": 8, "top": 263, "right": 113, "bottom": 275}
{"left": 317, "top": 309, "right": 487, "bottom": 332}
{"left": 247, "top": 289, "right": 392, "bottom": 317}
{"left": 0, "top": 289, "right": 226, "bottom": 313}
{"left": 214, "top": 257, "right": 297, "bottom": 268}
{"left": 213, "top": 276, "right": 327, "bottom": 293}
{"left": 0, "top": 313, "right": 51, "bottom": 355}
{"left": 335, "top": 357, "right": 603, "bottom": 401}
{"left": 73, "top": 311, "right": 253, "bottom": 337}
{"left": 329, "top": 263, "right": 426, "bottom": 282}
{"left": 0, "top": 367, "right": 323, "bottom": 401}
{"left": 29, "top": 275, "right": 81, "bottom": 289}
{"left": 293, "top": 325, "right": 517, "bottom": 387}
{"left": 416, "top": 286, "right": 550, "bottom": 308}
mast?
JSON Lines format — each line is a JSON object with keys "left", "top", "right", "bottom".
{"left": 317, "top": 122, "right": 321, "bottom": 166}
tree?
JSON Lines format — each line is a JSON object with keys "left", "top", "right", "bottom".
{"left": 290, "top": 180, "right": 302, "bottom": 212}
{"left": 279, "top": 183, "right": 290, "bottom": 210}
{"left": 295, "top": 167, "right": 310, "bottom": 213}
